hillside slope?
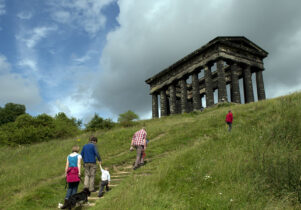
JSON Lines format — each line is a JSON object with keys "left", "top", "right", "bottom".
{"left": 0, "top": 92, "right": 301, "bottom": 209}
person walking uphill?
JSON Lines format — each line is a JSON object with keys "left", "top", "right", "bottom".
{"left": 130, "top": 127, "right": 147, "bottom": 170}
{"left": 61, "top": 145, "right": 82, "bottom": 207}
{"left": 225, "top": 110, "right": 233, "bottom": 132}
{"left": 81, "top": 136, "right": 102, "bottom": 192}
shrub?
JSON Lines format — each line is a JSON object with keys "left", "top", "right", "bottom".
{"left": 118, "top": 110, "right": 139, "bottom": 127}
{"left": 85, "top": 114, "right": 115, "bottom": 131}
{"left": 0, "top": 103, "right": 26, "bottom": 126}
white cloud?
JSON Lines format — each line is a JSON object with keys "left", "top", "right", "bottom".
{"left": 51, "top": 10, "right": 71, "bottom": 23}
{"left": 93, "top": 0, "right": 301, "bottom": 118}
{"left": 49, "top": 0, "right": 115, "bottom": 36}
{"left": 49, "top": 85, "right": 101, "bottom": 122}
{"left": 0, "top": 0, "right": 5, "bottom": 15}
{"left": 0, "top": 54, "right": 41, "bottom": 109}
{"left": 18, "top": 59, "right": 38, "bottom": 72}
{"left": 17, "top": 11, "right": 33, "bottom": 20}
{"left": 16, "top": 25, "right": 57, "bottom": 48}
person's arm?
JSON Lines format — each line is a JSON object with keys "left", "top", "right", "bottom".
{"left": 143, "top": 132, "right": 147, "bottom": 150}
{"left": 77, "top": 155, "right": 81, "bottom": 176}
{"left": 108, "top": 172, "right": 111, "bottom": 186}
{"left": 131, "top": 133, "right": 136, "bottom": 146}
{"left": 94, "top": 145, "right": 102, "bottom": 164}
{"left": 65, "top": 157, "right": 69, "bottom": 176}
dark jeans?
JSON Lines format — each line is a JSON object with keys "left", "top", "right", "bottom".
{"left": 227, "top": 122, "right": 232, "bottom": 131}
{"left": 98, "top": 180, "right": 109, "bottom": 196}
{"left": 65, "top": 182, "right": 79, "bottom": 199}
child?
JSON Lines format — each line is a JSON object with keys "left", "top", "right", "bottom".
{"left": 98, "top": 165, "right": 111, "bottom": 197}
{"left": 60, "top": 146, "right": 82, "bottom": 208}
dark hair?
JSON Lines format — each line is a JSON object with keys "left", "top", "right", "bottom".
{"left": 90, "top": 136, "right": 98, "bottom": 143}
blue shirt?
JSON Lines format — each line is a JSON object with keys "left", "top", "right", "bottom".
{"left": 81, "top": 143, "right": 101, "bottom": 163}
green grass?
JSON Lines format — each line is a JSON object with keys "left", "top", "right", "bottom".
{"left": 1, "top": 92, "right": 301, "bottom": 209}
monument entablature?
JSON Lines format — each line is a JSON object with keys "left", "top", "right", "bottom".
{"left": 145, "top": 36, "right": 268, "bottom": 118}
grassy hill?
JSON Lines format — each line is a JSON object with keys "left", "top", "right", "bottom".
{"left": 1, "top": 92, "right": 301, "bottom": 209}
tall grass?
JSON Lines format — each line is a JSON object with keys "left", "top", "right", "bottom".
{"left": 0, "top": 92, "right": 301, "bottom": 209}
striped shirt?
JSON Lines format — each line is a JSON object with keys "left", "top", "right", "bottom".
{"left": 132, "top": 129, "right": 147, "bottom": 146}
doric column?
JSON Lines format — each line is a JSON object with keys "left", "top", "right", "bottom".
{"left": 176, "top": 98, "right": 181, "bottom": 114}
{"left": 217, "top": 59, "right": 227, "bottom": 102}
{"left": 230, "top": 63, "right": 241, "bottom": 103}
{"left": 256, "top": 70, "right": 266, "bottom": 100}
{"left": 179, "top": 78, "right": 188, "bottom": 113}
{"left": 192, "top": 71, "right": 202, "bottom": 111}
{"left": 160, "top": 89, "right": 167, "bottom": 117}
{"left": 152, "top": 93, "right": 159, "bottom": 118}
{"left": 169, "top": 83, "right": 177, "bottom": 114}
{"left": 204, "top": 65, "right": 214, "bottom": 107}
{"left": 243, "top": 65, "right": 254, "bottom": 103}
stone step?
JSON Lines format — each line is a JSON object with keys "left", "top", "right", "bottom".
{"left": 111, "top": 175, "right": 127, "bottom": 178}
{"left": 88, "top": 196, "right": 103, "bottom": 200}
{"left": 115, "top": 171, "right": 130, "bottom": 174}
{"left": 110, "top": 179, "right": 122, "bottom": 182}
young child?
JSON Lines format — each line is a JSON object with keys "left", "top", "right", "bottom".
{"left": 98, "top": 165, "right": 111, "bottom": 197}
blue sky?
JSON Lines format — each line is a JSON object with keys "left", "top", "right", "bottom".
{"left": 0, "top": 0, "right": 120, "bottom": 121}
{"left": 1, "top": 0, "right": 301, "bottom": 123}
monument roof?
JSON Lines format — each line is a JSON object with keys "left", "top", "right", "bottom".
{"left": 146, "top": 36, "right": 268, "bottom": 84}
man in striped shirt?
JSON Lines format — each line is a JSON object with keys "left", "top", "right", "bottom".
{"left": 130, "top": 127, "right": 147, "bottom": 170}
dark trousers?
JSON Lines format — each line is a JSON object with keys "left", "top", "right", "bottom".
{"left": 227, "top": 122, "right": 232, "bottom": 131}
{"left": 65, "top": 182, "right": 79, "bottom": 199}
{"left": 134, "top": 145, "right": 144, "bottom": 168}
{"left": 98, "top": 180, "right": 109, "bottom": 196}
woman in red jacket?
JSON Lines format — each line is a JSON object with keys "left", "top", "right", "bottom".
{"left": 225, "top": 110, "right": 233, "bottom": 132}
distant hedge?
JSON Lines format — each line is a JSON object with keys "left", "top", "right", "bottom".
{"left": 0, "top": 112, "right": 81, "bottom": 146}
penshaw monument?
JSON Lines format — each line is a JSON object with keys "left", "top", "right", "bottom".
{"left": 145, "top": 36, "right": 268, "bottom": 118}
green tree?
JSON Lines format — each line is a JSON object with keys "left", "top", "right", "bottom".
{"left": 85, "top": 114, "right": 114, "bottom": 131}
{"left": 0, "top": 103, "right": 26, "bottom": 125}
{"left": 118, "top": 110, "right": 139, "bottom": 127}
{"left": 54, "top": 112, "right": 80, "bottom": 138}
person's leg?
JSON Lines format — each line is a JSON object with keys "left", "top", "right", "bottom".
{"left": 98, "top": 181, "right": 106, "bottom": 197}
{"left": 228, "top": 122, "right": 232, "bottom": 131}
{"left": 70, "top": 182, "right": 79, "bottom": 196}
{"left": 105, "top": 181, "right": 110, "bottom": 191}
{"left": 134, "top": 145, "right": 143, "bottom": 168}
{"left": 84, "top": 163, "right": 91, "bottom": 189}
{"left": 140, "top": 149, "right": 145, "bottom": 165}
{"left": 65, "top": 183, "right": 73, "bottom": 199}
{"left": 89, "top": 163, "right": 97, "bottom": 191}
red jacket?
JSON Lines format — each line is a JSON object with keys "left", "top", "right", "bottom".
{"left": 225, "top": 112, "right": 233, "bottom": 123}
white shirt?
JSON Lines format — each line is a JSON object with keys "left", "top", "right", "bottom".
{"left": 101, "top": 168, "right": 110, "bottom": 182}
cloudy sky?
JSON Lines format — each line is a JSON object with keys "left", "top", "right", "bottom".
{"left": 0, "top": 0, "right": 301, "bottom": 122}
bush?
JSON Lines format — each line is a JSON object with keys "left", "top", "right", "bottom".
{"left": 0, "top": 112, "right": 80, "bottom": 146}
{"left": 85, "top": 114, "right": 115, "bottom": 131}
{"left": 118, "top": 110, "right": 139, "bottom": 127}
{"left": 0, "top": 103, "right": 26, "bottom": 126}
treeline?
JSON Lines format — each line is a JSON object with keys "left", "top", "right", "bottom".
{"left": 0, "top": 103, "right": 139, "bottom": 146}
{"left": 0, "top": 103, "right": 82, "bottom": 145}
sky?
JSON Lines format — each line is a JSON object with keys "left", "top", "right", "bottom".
{"left": 0, "top": 0, "right": 301, "bottom": 123}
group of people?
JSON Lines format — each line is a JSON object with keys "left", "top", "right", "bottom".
{"left": 62, "top": 136, "right": 110, "bottom": 208}
{"left": 61, "top": 110, "right": 232, "bottom": 207}
{"left": 62, "top": 127, "right": 149, "bottom": 207}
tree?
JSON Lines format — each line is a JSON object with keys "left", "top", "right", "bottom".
{"left": 118, "top": 110, "right": 139, "bottom": 127}
{"left": 85, "top": 113, "right": 114, "bottom": 131}
{"left": 0, "top": 103, "right": 26, "bottom": 126}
